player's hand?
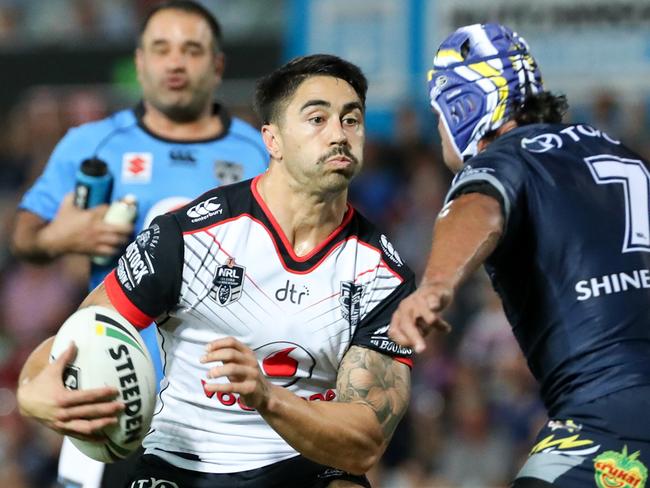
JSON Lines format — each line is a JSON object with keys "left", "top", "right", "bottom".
{"left": 388, "top": 282, "right": 453, "bottom": 353}
{"left": 201, "top": 337, "right": 272, "bottom": 411}
{"left": 16, "top": 343, "right": 124, "bottom": 441}
{"left": 40, "top": 193, "right": 133, "bottom": 257}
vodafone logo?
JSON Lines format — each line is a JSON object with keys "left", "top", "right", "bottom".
{"left": 255, "top": 342, "right": 316, "bottom": 387}
{"left": 187, "top": 196, "right": 223, "bottom": 222}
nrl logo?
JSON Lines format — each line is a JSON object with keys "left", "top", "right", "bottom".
{"left": 210, "top": 258, "right": 246, "bottom": 306}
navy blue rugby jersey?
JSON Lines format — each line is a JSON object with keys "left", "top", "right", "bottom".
{"left": 445, "top": 123, "right": 650, "bottom": 413}
{"left": 102, "top": 177, "right": 414, "bottom": 472}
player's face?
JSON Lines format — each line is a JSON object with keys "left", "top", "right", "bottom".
{"left": 436, "top": 111, "right": 464, "bottom": 173}
{"left": 136, "top": 9, "right": 224, "bottom": 122}
{"left": 271, "top": 76, "right": 365, "bottom": 193}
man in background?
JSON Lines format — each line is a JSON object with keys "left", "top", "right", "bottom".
{"left": 390, "top": 23, "right": 650, "bottom": 487}
{"left": 11, "top": 1, "right": 268, "bottom": 486}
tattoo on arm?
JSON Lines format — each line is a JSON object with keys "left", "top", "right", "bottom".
{"left": 337, "top": 345, "right": 411, "bottom": 440}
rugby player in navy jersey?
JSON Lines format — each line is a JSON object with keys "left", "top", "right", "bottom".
{"left": 390, "top": 23, "right": 650, "bottom": 488}
{"left": 17, "top": 54, "right": 415, "bottom": 487}
{"left": 11, "top": 2, "right": 267, "bottom": 486}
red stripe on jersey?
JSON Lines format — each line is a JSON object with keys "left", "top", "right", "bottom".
{"left": 394, "top": 356, "right": 413, "bottom": 368}
{"left": 250, "top": 175, "right": 356, "bottom": 262}
{"left": 104, "top": 271, "right": 154, "bottom": 329}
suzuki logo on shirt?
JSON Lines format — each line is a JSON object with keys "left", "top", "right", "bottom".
{"left": 275, "top": 280, "right": 310, "bottom": 305}
{"left": 122, "top": 153, "right": 153, "bottom": 183}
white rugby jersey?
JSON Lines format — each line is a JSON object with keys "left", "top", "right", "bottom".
{"left": 104, "top": 176, "right": 414, "bottom": 474}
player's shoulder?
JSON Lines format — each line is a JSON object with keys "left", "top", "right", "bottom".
{"left": 349, "top": 209, "right": 415, "bottom": 281}
{"left": 168, "top": 178, "right": 254, "bottom": 232}
{"left": 60, "top": 108, "right": 136, "bottom": 147}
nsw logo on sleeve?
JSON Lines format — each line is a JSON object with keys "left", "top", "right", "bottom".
{"left": 210, "top": 258, "right": 245, "bottom": 306}
{"left": 122, "top": 153, "right": 153, "bottom": 183}
{"left": 187, "top": 196, "right": 223, "bottom": 223}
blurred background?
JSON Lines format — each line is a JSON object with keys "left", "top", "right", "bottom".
{"left": 1, "top": 0, "right": 650, "bottom": 486}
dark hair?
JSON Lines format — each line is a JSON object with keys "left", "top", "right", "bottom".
{"left": 138, "top": 1, "right": 223, "bottom": 53}
{"left": 513, "top": 91, "right": 568, "bottom": 125}
{"left": 254, "top": 54, "right": 368, "bottom": 125}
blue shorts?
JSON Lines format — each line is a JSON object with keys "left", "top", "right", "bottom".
{"left": 514, "top": 386, "right": 650, "bottom": 488}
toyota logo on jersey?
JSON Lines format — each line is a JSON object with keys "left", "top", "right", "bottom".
{"left": 254, "top": 342, "right": 316, "bottom": 387}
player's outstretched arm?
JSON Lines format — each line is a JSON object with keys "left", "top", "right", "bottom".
{"left": 16, "top": 284, "right": 125, "bottom": 440}
{"left": 11, "top": 194, "right": 132, "bottom": 262}
{"left": 202, "top": 340, "right": 410, "bottom": 475}
{"left": 389, "top": 192, "right": 503, "bottom": 352}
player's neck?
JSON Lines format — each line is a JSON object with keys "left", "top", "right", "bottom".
{"left": 141, "top": 102, "right": 223, "bottom": 141}
{"left": 255, "top": 169, "right": 349, "bottom": 257}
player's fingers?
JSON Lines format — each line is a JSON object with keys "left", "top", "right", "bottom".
{"left": 58, "top": 386, "right": 120, "bottom": 407}
{"left": 54, "top": 417, "right": 117, "bottom": 439}
{"left": 201, "top": 348, "right": 245, "bottom": 365}
{"left": 205, "top": 336, "right": 246, "bottom": 353}
{"left": 96, "top": 232, "right": 130, "bottom": 247}
{"left": 92, "top": 244, "right": 121, "bottom": 256}
{"left": 432, "top": 317, "right": 452, "bottom": 333}
{"left": 53, "top": 343, "right": 78, "bottom": 372}
{"left": 60, "top": 193, "right": 76, "bottom": 209}
{"left": 98, "top": 222, "right": 134, "bottom": 237}
{"left": 54, "top": 401, "right": 124, "bottom": 422}
{"left": 393, "top": 313, "right": 427, "bottom": 353}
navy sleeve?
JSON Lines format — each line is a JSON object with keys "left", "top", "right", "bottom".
{"left": 444, "top": 147, "right": 527, "bottom": 232}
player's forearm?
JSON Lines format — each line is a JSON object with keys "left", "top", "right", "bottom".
{"left": 258, "top": 386, "right": 385, "bottom": 475}
{"left": 422, "top": 192, "right": 503, "bottom": 291}
{"left": 11, "top": 211, "right": 62, "bottom": 262}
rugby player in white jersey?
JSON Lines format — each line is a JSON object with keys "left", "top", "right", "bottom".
{"left": 17, "top": 54, "right": 414, "bottom": 487}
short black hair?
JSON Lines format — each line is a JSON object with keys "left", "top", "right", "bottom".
{"left": 254, "top": 54, "right": 368, "bottom": 125}
{"left": 138, "top": 0, "right": 223, "bottom": 53}
{"left": 513, "top": 91, "right": 568, "bottom": 125}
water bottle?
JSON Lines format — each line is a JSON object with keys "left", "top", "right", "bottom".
{"left": 92, "top": 194, "right": 138, "bottom": 266}
{"left": 74, "top": 158, "right": 113, "bottom": 209}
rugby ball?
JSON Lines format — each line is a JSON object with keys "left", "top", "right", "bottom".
{"left": 50, "top": 305, "right": 157, "bottom": 463}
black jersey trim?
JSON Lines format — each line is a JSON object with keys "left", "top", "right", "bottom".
{"left": 133, "top": 102, "right": 233, "bottom": 144}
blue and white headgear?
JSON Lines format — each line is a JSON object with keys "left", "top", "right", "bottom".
{"left": 428, "top": 23, "right": 543, "bottom": 160}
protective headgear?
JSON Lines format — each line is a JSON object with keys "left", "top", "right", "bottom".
{"left": 428, "top": 23, "right": 543, "bottom": 160}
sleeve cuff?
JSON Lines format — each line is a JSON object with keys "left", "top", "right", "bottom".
{"left": 104, "top": 270, "right": 155, "bottom": 329}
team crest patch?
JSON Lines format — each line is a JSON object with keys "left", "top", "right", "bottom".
{"left": 122, "top": 153, "right": 152, "bottom": 183}
{"left": 594, "top": 446, "right": 647, "bottom": 488}
{"left": 210, "top": 258, "right": 245, "bottom": 306}
{"left": 340, "top": 281, "right": 363, "bottom": 327}
{"left": 214, "top": 160, "right": 244, "bottom": 185}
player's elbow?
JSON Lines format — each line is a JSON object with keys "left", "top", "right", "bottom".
{"left": 338, "top": 429, "right": 385, "bottom": 475}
